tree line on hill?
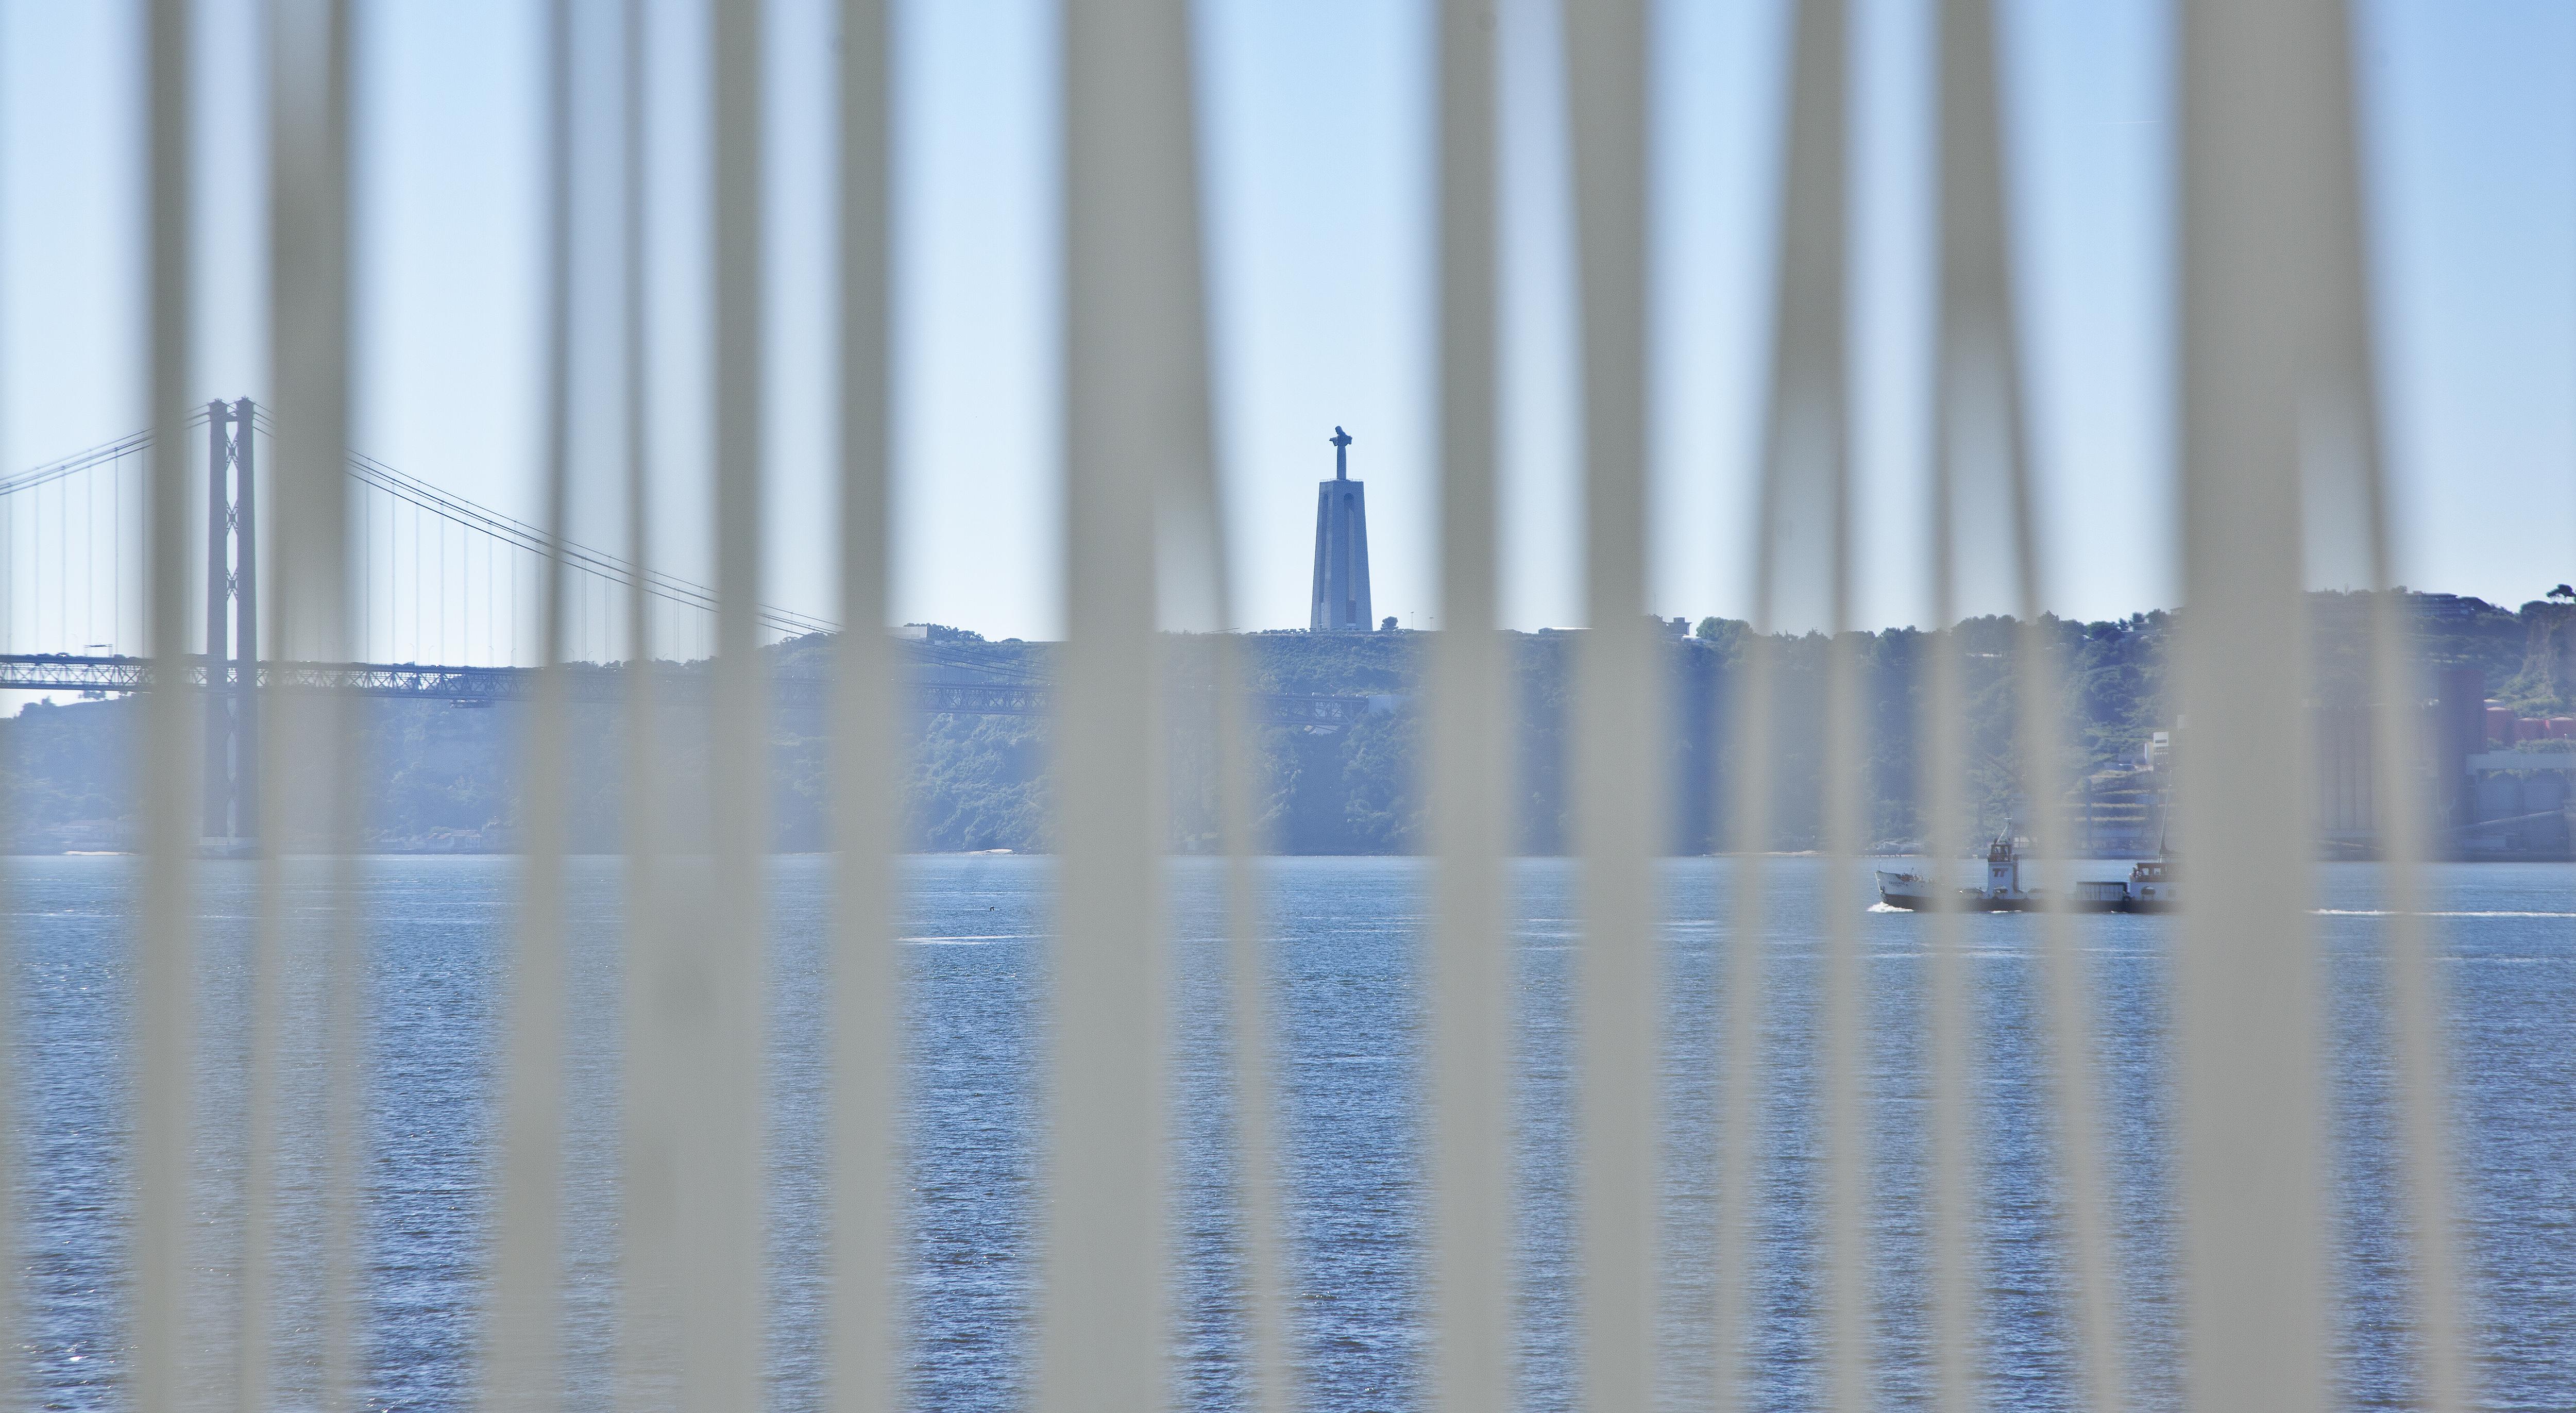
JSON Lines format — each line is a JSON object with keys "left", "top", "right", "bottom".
{"left": 2, "top": 591, "right": 2565, "bottom": 854}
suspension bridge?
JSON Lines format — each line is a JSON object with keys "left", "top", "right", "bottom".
{"left": 0, "top": 403, "right": 1375, "bottom": 844}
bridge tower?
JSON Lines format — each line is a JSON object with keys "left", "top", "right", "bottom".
{"left": 202, "top": 399, "right": 259, "bottom": 852}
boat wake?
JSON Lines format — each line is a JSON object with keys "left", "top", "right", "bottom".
{"left": 2311, "top": 909, "right": 2576, "bottom": 919}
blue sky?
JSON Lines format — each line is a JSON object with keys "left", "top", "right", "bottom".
{"left": 2, "top": 0, "right": 2570, "bottom": 653}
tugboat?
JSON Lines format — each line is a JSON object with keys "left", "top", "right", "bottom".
{"left": 2120, "top": 854, "right": 2176, "bottom": 912}
{"left": 2073, "top": 854, "right": 2179, "bottom": 912}
{"left": 2075, "top": 813, "right": 2180, "bottom": 913}
{"left": 1875, "top": 825, "right": 2042, "bottom": 912}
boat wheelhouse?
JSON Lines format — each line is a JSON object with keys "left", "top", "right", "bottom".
{"left": 1874, "top": 826, "right": 2041, "bottom": 912}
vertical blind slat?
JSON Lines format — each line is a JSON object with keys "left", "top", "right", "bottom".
{"left": 2307, "top": 0, "right": 2468, "bottom": 1401}
{"left": 487, "top": 2, "right": 577, "bottom": 1408}
{"left": 262, "top": 4, "right": 364, "bottom": 1407}
{"left": 1044, "top": 0, "right": 1207, "bottom": 1407}
{"left": 1752, "top": 4, "right": 1865, "bottom": 1411}
{"left": 1920, "top": 0, "right": 1981, "bottom": 1372}
{"left": 2174, "top": 2, "right": 2334, "bottom": 1409}
{"left": 1931, "top": 3, "right": 2137, "bottom": 1409}
{"left": 1924, "top": 9, "right": 1998, "bottom": 1410}
{"left": 832, "top": 0, "right": 905, "bottom": 1409}
{"left": 616, "top": 2, "right": 680, "bottom": 1406}
{"left": 1561, "top": 0, "right": 1663, "bottom": 1405}
{"left": 698, "top": 1, "right": 772, "bottom": 1408}
{"left": 1427, "top": 1, "right": 1512, "bottom": 1409}
{"left": 137, "top": 1, "right": 199, "bottom": 1406}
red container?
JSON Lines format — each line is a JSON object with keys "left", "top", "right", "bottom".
{"left": 2548, "top": 718, "right": 2576, "bottom": 740}
{"left": 2515, "top": 717, "right": 2546, "bottom": 742}
{"left": 2486, "top": 704, "right": 2516, "bottom": 743}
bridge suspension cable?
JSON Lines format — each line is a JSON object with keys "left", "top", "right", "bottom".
{"left": 243, "top": 407, "right": 835, "bottom": 641}
{"left": 0, "top": 420, "right": 167, "bottom": 659}
{"left": 2, "top": 413, "right": 839, "bottom": 668}
{"left": 0, "top": 413, "right": 204, "bottom": 502}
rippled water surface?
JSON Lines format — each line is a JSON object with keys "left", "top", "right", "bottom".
{"left": 5, "top": 855, "right": 2570, "bottom": 1409}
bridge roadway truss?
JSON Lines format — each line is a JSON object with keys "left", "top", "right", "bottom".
{"left": 0, "top": 654, "right": 1378, "bottom": 727}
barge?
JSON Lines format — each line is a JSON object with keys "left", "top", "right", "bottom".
{"left": 1876, "top": 828, "right": 2177, "bottom": 913}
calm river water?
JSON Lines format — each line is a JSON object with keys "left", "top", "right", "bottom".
{"left": 4, "top": 854, "right": 2569, "bottom": 1410}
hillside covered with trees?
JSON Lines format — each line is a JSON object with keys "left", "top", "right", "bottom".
{"left": 3, "top": 591, "right": 2566, "bottom": 854}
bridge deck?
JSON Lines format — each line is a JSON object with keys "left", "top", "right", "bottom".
{"left": 0, "top": 653, "right": 1377, "bottom": 725}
